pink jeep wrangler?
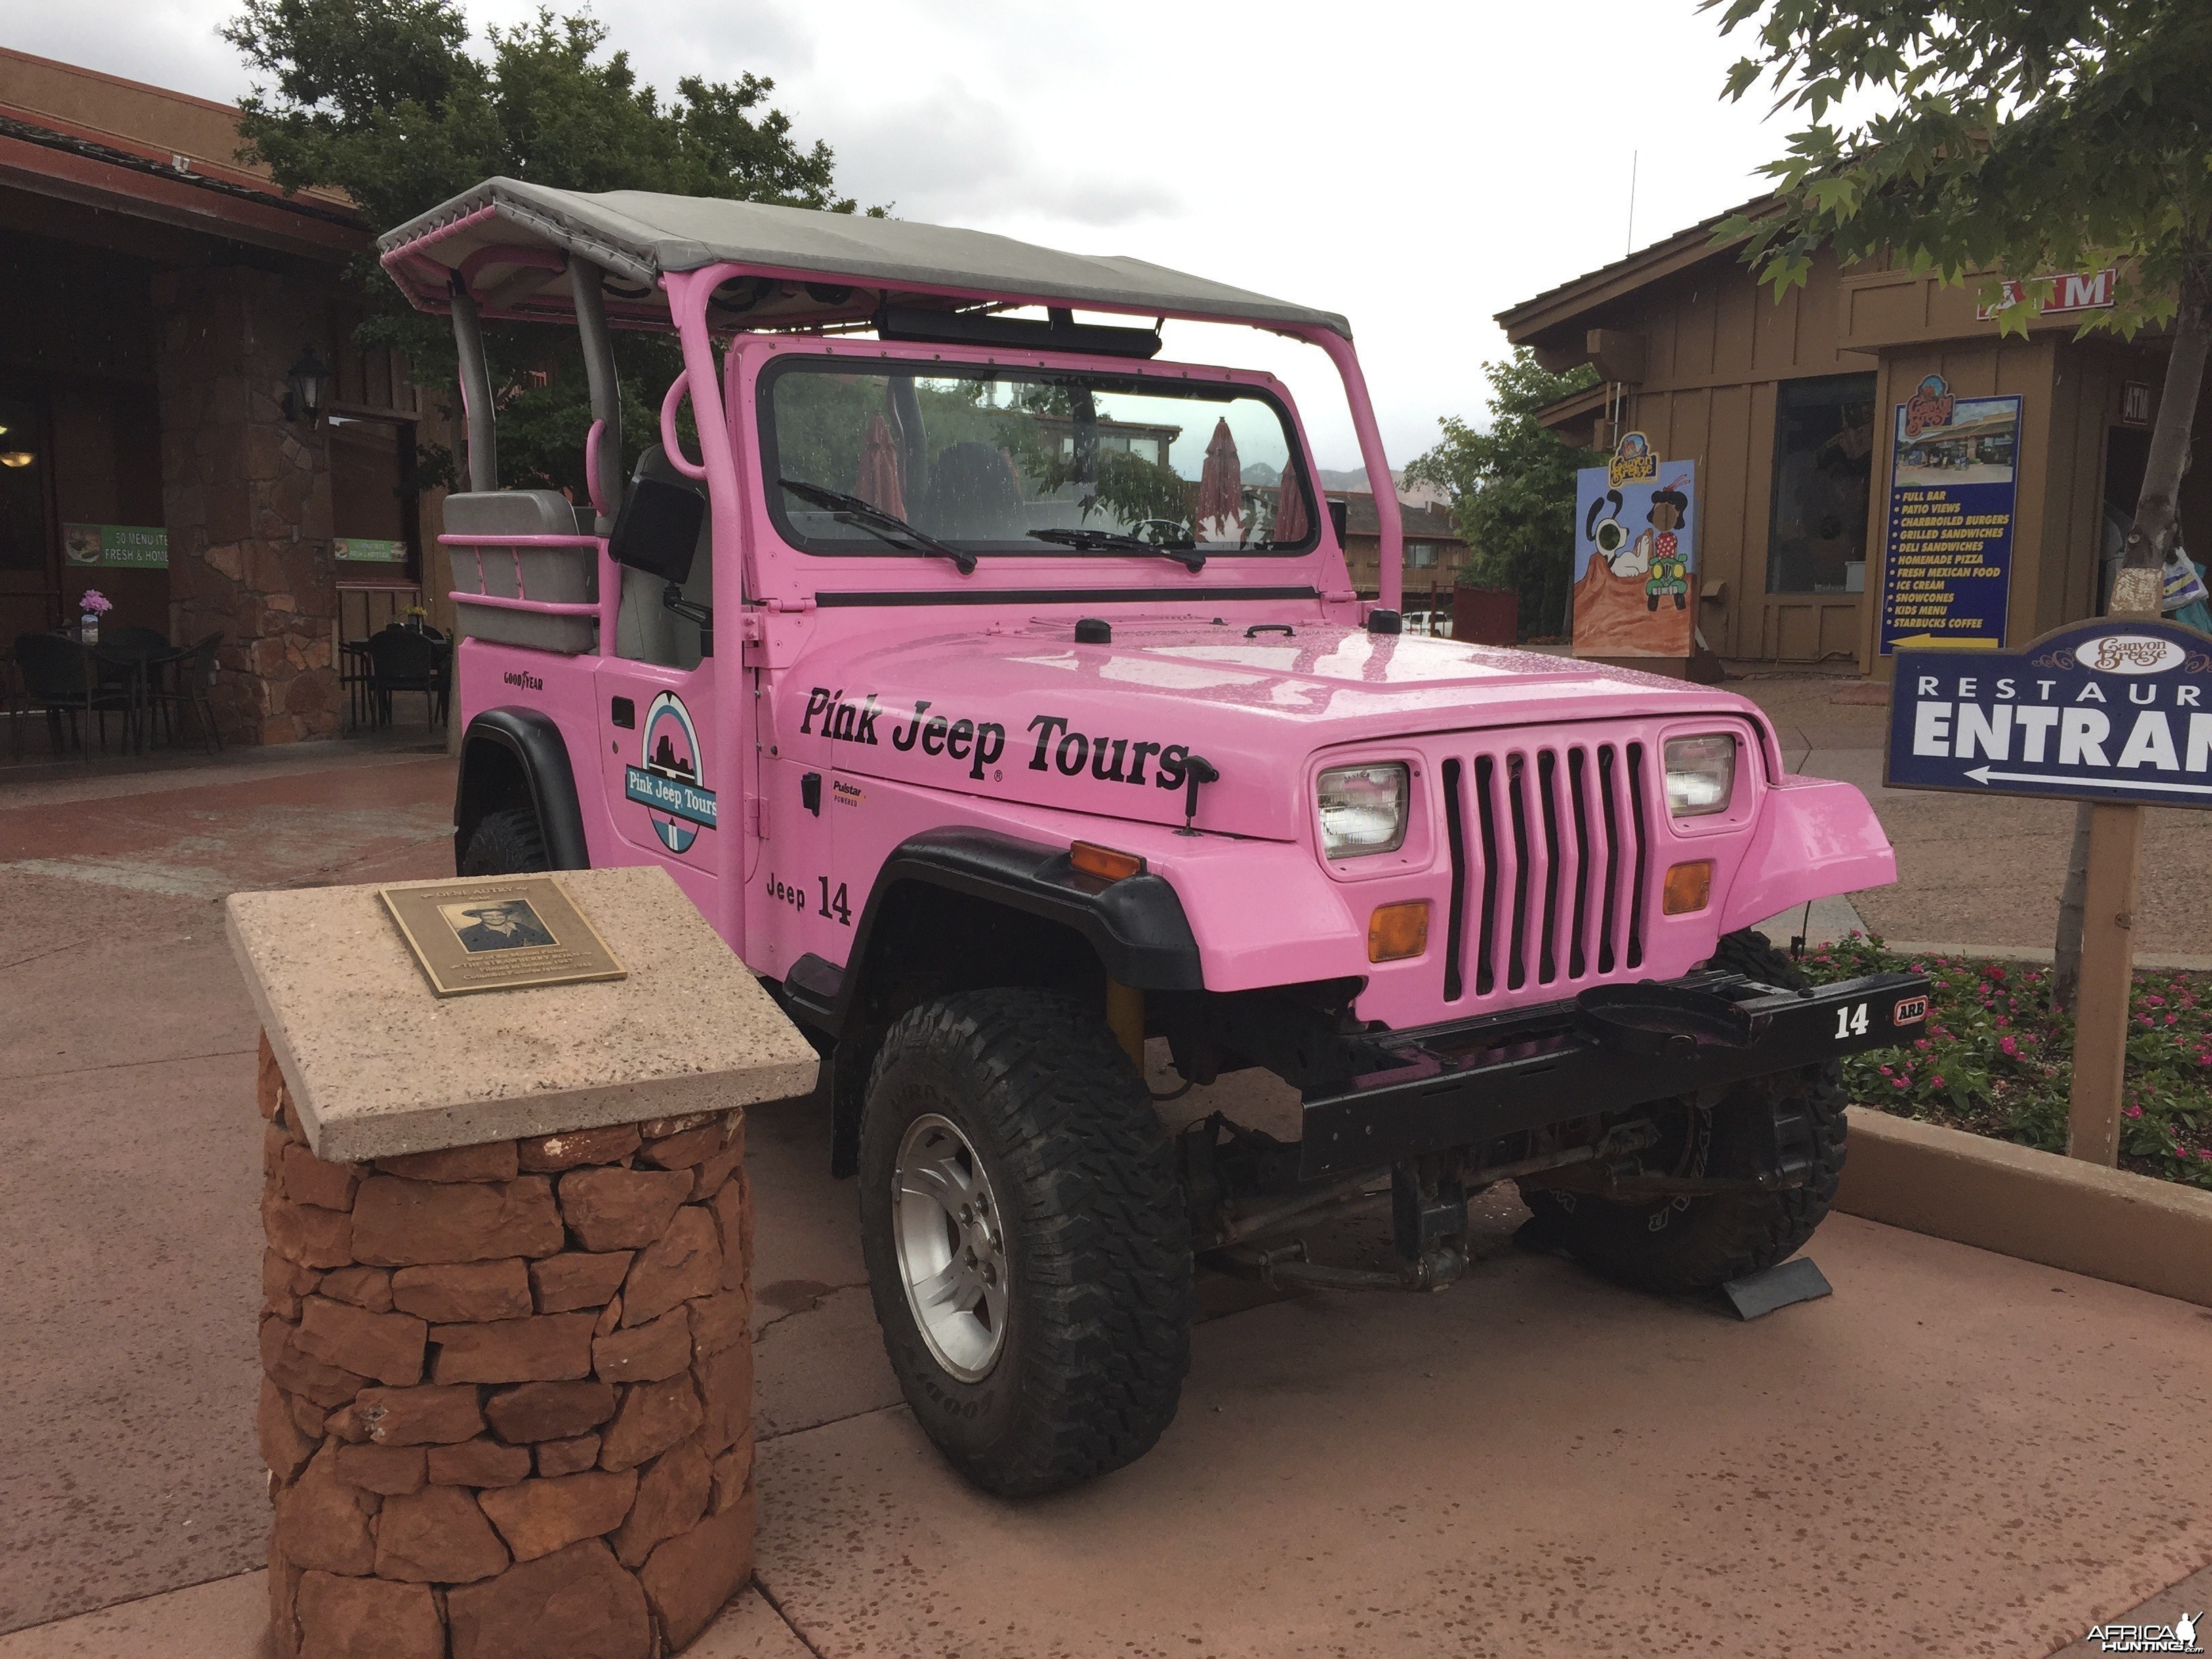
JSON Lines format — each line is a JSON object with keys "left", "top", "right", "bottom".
{"left": 383, "top": 181, "right": 1925, "bottom": 1496}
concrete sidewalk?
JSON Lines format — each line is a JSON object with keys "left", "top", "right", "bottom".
{"left": 3, "top": 712, "right": 2209, "bottom": 1656}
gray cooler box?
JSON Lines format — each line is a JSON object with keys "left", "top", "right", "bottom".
{"left": 443, "top": 491, "right": 600, "bottom": 654}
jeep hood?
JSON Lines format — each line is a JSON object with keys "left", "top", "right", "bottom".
{"left": 779, "top": 618, "right": 1765, "bottom": 840}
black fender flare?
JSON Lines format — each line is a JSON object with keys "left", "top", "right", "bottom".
{"left": 785, "top": 826, "right": 1204, "bottom": 1040}
{"left": 453, "top": 708, "right": 590, "bottom": 872}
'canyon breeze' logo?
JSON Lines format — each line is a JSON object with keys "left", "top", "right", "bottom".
{"left": 1903, "top": 373, "right": 1957, "bottom": 439}
{"left": 1607, "top": 430, "right": 1656, "bottom": 489}
{"left": 2083, "top": 634, "right": 2189, "bottom": 676}
{"left": 624, "top": 691, "right": 716, "bottom": 853}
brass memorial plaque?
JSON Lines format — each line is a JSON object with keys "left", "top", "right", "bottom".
{"left": 380, "top": 876, "right": 626, "bottom": 998}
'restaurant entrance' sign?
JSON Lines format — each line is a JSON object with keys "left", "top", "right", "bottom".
{"left": 1886, "top": 619, "right": 2212, "bottom": 807}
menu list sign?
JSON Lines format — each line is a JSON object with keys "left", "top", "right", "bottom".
{"left": 1878, "top": 375, "right": 2021, "bottom": 654}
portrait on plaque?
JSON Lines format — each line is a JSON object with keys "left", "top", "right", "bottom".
{"left": 442, "top": 897, "right": 558, "bottom": 953}
{"left": 380, "top": 876, "right": 625, "bottom": 996}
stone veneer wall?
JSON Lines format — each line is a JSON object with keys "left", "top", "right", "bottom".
{"left": 255, "top": 1035, "right": 756, "bottom": 1658}
{"left": 153, "top": 269, "right": 342, "bottom": 745}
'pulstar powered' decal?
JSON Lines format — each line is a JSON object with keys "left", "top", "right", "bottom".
{"left": 626, "top": 691, "right": 717, "bottom": 853}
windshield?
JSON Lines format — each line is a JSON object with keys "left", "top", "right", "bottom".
{"left": 760, "top": 359, "right": 1319, "bottom": 558}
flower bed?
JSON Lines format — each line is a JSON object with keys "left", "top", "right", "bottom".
{"left": 1797, "top": 935, "right": 2212, "bottom": 1191}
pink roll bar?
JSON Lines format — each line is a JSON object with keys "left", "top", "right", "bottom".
{"left": 1282, "top": 324, "right": 1401, "bottom": 616}
{"left": 658, "top": 376, "right": 709, "bottom": 481}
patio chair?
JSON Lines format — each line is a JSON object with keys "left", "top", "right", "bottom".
{"left": 145, "top": 632, "right": 224, "bottom": 754}
{"left": 365, "top": 625, "right": 448, "bottom": 731}
{"left": 91, "top": 625, "right": 171, "bottom": 752}
{"left": 11, "top": 632, "right": 131, "bottom": 761}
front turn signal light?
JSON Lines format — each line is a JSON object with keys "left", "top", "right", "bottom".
{"left": 1662, "top": 860, "right": 1714, "bottom": 915}
{"left": 1368, "top": 900, "right": 1431, "bottom": 962}
{"left": 1071, "top": 840, "right": 1145, "bottom": 882}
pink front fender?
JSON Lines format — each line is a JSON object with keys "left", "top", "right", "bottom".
{"left": 1717, "top": 775, "right": 1896, "bottom": 935}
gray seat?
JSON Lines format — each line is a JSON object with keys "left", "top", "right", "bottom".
{"left": 613, "top": 450, "right": 714, "bottom": 670}
{"left": 443, "top": 491, "right": 591, "bottom": 537}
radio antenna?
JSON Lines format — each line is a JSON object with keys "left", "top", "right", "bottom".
{"left": 1626, "top": 150, "right": 1639, "bottom": 255}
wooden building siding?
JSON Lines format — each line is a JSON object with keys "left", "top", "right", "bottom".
{"left": 1573, "top": 249, "right": 1877, "bottom": 659}
{"left": 1513, "top": 228, "right": 2208, "bottom": 672}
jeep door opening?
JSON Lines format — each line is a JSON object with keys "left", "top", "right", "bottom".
{"left": 383, "top": 180, "right": 1925, "bottom": 1495}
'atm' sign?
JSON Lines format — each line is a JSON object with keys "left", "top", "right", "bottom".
{"left": 1977, "top": 269, "right": 2117, "bottom": 320}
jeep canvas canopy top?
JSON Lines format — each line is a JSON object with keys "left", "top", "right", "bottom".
{"left": 378, "top": 177, "right": 1351, "bottom": 337}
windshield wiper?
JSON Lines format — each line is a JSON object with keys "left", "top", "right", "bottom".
{"left": 779, "top": 479, "right": 976, "bottom": 574}
{"left": 1028, "top": 527, "right": 1206, "bottom": 573}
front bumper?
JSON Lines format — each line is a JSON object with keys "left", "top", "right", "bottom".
{"left": 1298, "top": 966, "right": 1930, "bottom": 1181}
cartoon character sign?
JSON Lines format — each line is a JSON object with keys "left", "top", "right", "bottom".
{"left": 622, "top": 691, "right": 718, "bottom": 855}
{"left": 1573, "top": 439, "right": 1697, "bottom": 658}
{"left": 1639, "top": 476, "right": 1692, "bottom": 612}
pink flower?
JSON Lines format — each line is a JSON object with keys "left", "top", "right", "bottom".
{"left": 1932, "top": 1076, "right": 1946, "bottom": 1089}
{"left": 78, "top": 588, "right": 112, "bottom": 615}
{"left": 2000, "top": 1036, "right": 2018, "bottom": 1057}
{"left": 1995, "top": 1017, "right": 2009, "bottom": 1027}
{"left": 2144, "top": 995, "right": 2166, "bottom": 1007}
{"left": 2126, "top": 1104, "right": 2144, "bottom": 1118}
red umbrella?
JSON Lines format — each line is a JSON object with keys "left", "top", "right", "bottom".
{"left": 853, "top": 413, "right": 905, "bottom": 516}
{"left": 1272, "top": 462, "right": 1311, "bottom": 544}
{"left": 1196, "top": 417, "right": 1242, "bottom": 541}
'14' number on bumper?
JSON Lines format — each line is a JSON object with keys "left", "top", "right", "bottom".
{"left": 1834, "top": 1004, "right": 1869, "bottom": 1040}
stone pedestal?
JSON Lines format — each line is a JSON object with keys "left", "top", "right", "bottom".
{"left": 229, "top": 867, "right": 818, "bottom": 1658}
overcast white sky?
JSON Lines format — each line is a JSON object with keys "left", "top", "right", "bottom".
{"left": 14, "top": 0, "right": 1807, "bottom": 475}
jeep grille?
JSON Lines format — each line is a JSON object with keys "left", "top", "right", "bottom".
{"left": 1439, "top": 739, "right": 1650, "bottom": 1004}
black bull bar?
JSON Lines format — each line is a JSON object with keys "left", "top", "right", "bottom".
{"left": 1297, "top": 969, "right": 1931, "bottom": 1181}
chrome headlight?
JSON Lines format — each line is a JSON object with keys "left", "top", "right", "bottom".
{"left": 1317, "top": 762, "right": 1409, "bottom": 858}
{"left": 1663, "top": 734, "right": 1737, "bottom": 817}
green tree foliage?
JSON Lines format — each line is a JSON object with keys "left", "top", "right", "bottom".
{"left": 224, "top": 0, "right": 862, "bottom": 493}
{"left": 1404, "top": 352, "right": 1599, "bottom": 638}
{"left": 1707, "top": 0, "right": 2212, "bottom": 1008}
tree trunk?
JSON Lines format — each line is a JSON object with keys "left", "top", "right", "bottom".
{"left": 2051, "top": 276, "right": 2209, "bottom": 1010}
{"left": 2116, "top": 281, "right": 2209, "bottom": 597}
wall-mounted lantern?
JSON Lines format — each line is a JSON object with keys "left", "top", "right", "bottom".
{"left": 283, "top": 346, "right": 331, "bottom": 425}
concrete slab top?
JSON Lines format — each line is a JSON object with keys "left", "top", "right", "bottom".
{"left": 226, "top": 865, "right": 819, "bottom": 1162}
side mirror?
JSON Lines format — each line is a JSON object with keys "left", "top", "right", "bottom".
{"left": 607, "top": 452, "right": 704, "bottom": 585}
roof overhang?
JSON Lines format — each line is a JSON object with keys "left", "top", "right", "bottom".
{"left": 1497, "top": 199, "right": 1767, "bottom": 352}
{"left": 1532, "top": 381, "right": 1612, "bottom": 448}
{"left": 377, "top": 177, "right": 1352, "bottom": 338}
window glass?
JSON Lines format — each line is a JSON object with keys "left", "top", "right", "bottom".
{"left": 1766, "top": 373, "right": 1877, "bottom": 594}
{"left": 761, "top": 361, "right": 1317, "bottom": 558}
{"left": 1408, "top": 541, "right": 1437, "bottom": 569}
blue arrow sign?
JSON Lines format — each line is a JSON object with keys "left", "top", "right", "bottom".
{"left": 1886, "top": 619, "right": 2212, "bottom": 808}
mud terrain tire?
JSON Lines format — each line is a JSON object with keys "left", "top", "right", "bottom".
{"left": 859, "top": 989, "right": 1191, "bottom": 1496}
{"left": 458, "top": 806, "right": 549, "bottom": 876}
{"left": 1519, "top": 930, "right": 1847, "bottom": 1294}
